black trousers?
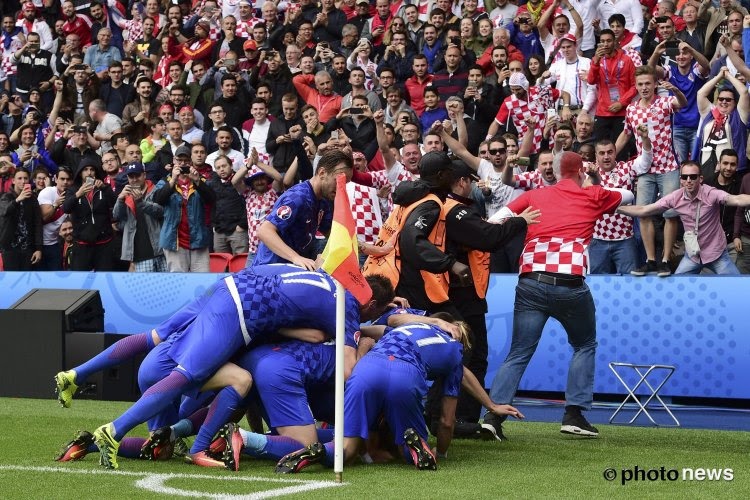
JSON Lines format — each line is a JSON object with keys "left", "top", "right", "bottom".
{"left": 1, "top": 248, "right": 35, "bottom": 271}
{"left": 455, "top": 312, "right": 489, "bottom": 422}
{"left": 70, "top": 240, "right": 115, "bottom": 271}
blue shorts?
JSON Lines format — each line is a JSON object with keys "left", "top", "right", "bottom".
{"left": 240, "top": 345, "right": 314, "bottom": 428}
{"left": 152, "top": 281, "right": 222, "bottom": 341}
{"left": 137, "top": 342, "right": 180, "bottom": 431}
{"left": 344, "top": 353, "right": 428, "bottom": 445}
{"left": 165, "top": 281, "right": 245, "bottom": 383}
{"left": 636, "top": 170, "right": 680, "bottom": 218}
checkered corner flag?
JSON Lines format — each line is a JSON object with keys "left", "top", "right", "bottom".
{"left": 320, "top": 174, "right": 372, "bottom": 305}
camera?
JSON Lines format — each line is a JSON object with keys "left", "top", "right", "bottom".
{"left": 74, "top": 64, "right": 86, "bottom": 71}
{"left": 518, "top": 18, "right": 530, "bottom": 25}
{"left": 180, "top": 166, "right": 191, "bottom": 174}
{"left": 349, "top": 108, "right": 364, "bottom": 115}
{"left": 319, "top": 41, "right": 329, "bottom": 49}
{"left": 450, "top": 36, "right": 461, "bottom": 46}
{"left": 664, "top": 39, "right": 680, "bottom": 58}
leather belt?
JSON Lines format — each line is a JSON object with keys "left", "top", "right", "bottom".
{"left": 521, "top": 271, "right": 585, "bottom": 288}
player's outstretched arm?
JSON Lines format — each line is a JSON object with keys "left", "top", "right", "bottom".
{"left": 435, "top": 396, "right": 458, "bottom": 457}
{"left": 461, "top": 367, "right": 526, "bottom": 419}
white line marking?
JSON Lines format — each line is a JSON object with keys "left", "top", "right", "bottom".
{"left": 0, "top": 465, "right": 345, "bottom": 499}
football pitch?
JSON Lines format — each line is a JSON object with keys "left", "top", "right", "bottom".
{"left": 0, "top": 398, "right": 747, "bottom": 499}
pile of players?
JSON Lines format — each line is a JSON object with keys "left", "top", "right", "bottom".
{"left": 52, "top": 262, "right": 523, "bottom": 473}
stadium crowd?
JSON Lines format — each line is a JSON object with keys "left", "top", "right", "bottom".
{"left": 2, "top": 0, "right": 750, "bottom": 275}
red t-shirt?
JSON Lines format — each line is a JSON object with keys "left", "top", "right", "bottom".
{"left": 176, "top": 179, "right": 191, "bottom": 249}
{"left": 507, "top": 179, "right": 622, "bottom": 276}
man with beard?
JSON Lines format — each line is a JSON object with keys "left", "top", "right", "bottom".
{"left": 251, "top": 49, "right": 293, "bottom": 118}
{"left": 11, "top": 32, "right": 55, "bottom": 101}
{"left": 16, "top": 2, "right": 53, "bottom": 51}
{"left": 37, "top": 165, "right": 74, "bottom": 270}
{"left": 404, "top": 54, "right": 433, "bottom": 117}
{"left": 61, "top": 0, "right": 92, "bottom": 49}
{"left": 293, "top": 70, "right": 342, "bottom": 123}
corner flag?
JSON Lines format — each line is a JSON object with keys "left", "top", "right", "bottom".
{"left": 321, "top": 174, "right": 372, "bottom": 304}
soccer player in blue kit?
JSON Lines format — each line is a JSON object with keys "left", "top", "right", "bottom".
{"left": 254, "top": 149, "right": 353, "bottom": 270}
{"left": 88, "top": 264, "right": 394, "bottom": 469}
{"left": 276, "top": 318, "right": 525, "bottom": 473}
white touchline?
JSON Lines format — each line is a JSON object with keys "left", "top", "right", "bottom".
{"left": 0, "top": 465, "right": 345, "bottom": 499}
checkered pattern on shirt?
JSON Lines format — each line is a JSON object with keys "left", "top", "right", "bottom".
{"left": 502, "top": 85, "right": 558, "bottom": 154}
{"left": 519, "top": 236, "right": 589, "bottom": 276}
{"left": 592, "top": 160, "right": 637, "bottom": 241}
{"left": 370, "top": 165, "right": 413, "bottom": 213}
{"left": 348, "top": 182, "right": 382, "bottom": 245}
{"left": 278, "top": 341, "right": 336, "bottom": 386}
{"left": 515, "top": 170, "right": 546, "bottom": 191}
{"left": 231, "top": 271, "right": 284, "bottom": 344}
{"left": 124, "top": 19, "right": 143, "bottom": 43}
{"left": 236, "top": 18, "right": 263, "bottom": 39}
{"left": 371, "top": 328, "right": 426, "bottom": 378}
{"left": 623, "top": 47, "right": 642, "bottom": 67}
{"left": 244, "top": 188, "right": 279, "bottom": 254}
{"left": 0, "top": 33, "right": 22, "bottom": 77}
{"left": 625, "top": 96, "right": 678, "bottom": 175}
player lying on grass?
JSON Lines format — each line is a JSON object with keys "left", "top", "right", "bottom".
{"left": 222, "top": 316, "right": 524, "bottom": 473}
{"left": 77, "top": 265, "right": 393, "bottom": 469}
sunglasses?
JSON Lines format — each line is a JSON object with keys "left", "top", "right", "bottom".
{"left": 489, "top": 148, "right": 506, "bottom": 155}
{"left": 680, "top": 174, "right": 699, "bottom": 180}
{"left": 717, "top": 97, "right": 735, "bottom": 103}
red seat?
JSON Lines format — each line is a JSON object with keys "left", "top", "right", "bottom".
{"left": 209, "top": 253, "right": 232, "bottom": 273}
{"left": 228, "top": 253, "right": 249, "bottom": 272}
{"left": 0, "top": 253, "right": 3, "bottom": 271}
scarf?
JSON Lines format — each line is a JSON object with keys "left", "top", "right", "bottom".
{"left": 125, "top": 180, "right": 154, "bottom": 216}
{"left": 710, "top": 106, "right": 727, "bottom": 137}
{"left": 526, "top": 1, "right": 545, "bottom": 22}
{"left": 371, "top": 13, "right": 393, "bottom": 46}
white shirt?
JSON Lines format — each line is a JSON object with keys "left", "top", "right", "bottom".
{"left": 95, "top": 113, "right": 123, "bottom": 154}
{"left": 599, "top": 0, "right": 644, "bottom": 35}
{"left": 477, "top": 158, "right": 518, "bottom": 218}
{"left": 206, "top": 148, "right": 246, "bottom": 171}
{"left": 182, "top": 125, "right": 204, "bottom": 144}
{"left": 549, "top": 56, "right": 593, "bottom": 107}
{"left": 246, "top": 119, "right": 270, "bottom": 156}
{"left": 37, "top": 186, "right": 65, "bottom": 246}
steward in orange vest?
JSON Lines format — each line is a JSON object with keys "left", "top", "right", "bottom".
{"left": 363, "top": 151, "right": 471, "bottom": 315}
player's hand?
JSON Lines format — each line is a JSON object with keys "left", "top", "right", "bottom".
{"left": 519, "top": 206, "right": 541, "bottom": 225}
{"left": 434, "top": 318, "right": 461, "bottom": 340}
{"left": 450, "top": 261, "right": 471, "bottom": 287}
{"left": 292, "top": 255, "right": 317, "bottom": 271}
{"left": 388, "top": 296, "right": 410, "bottom": 309}
{"left": 488, "top": 403, "right": 525, "bottom": 419}
{"left": 734, "top": 237, "right": 743, "bottom": 253}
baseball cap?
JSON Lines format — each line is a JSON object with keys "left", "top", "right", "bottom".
{"left": 174, "top": 144, "right": 191, "bottom": 158}
{"left": 418, "top": 151, "right": 452, "bottom": 178}
{"left": 243, "top": 39, "right": 258, "bottom": 51}
{"left": 125, "top": 162, "right": 145, "bottom": 175}
{"left": 356, "top": 0, "right": 370, "bottom": 5}
{"left": 559, "top": 33, "right": 577, "bottom": 45}
{"left": 246, "top": 165, "right": 272, "bottom": 181}
{"left": 449, "top": 160, "right": 479, "bottom": 182}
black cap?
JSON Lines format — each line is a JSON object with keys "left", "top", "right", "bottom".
{"left": 174, "top": 144, "right": 191, "bottom": 158}
{"left": 418, "top": 151, "right": 452, "bottom": 179}
{"left": 450, "top": 160, "right": 479, "bottom": 182}
{"left": 124, "top": 162, "right": 145, "bottom": 175}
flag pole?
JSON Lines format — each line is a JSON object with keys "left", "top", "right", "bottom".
{"left": 334, "top": 278, "right": 345, "bottom": 483}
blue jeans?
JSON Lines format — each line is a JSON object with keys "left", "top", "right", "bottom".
{"left": 489, "top": 277, "right": 597, "bottom": 411}
{"left": 674, "top": 249, "right": 740, "bottom": 275}
{"left": 588, "top": 238, "right": 638, "bottom": 274}
{"left": 673, "top": 126, "right": 696, "bottom": 163}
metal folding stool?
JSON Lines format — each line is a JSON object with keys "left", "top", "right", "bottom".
{"left": 608, "top": 362, "right": 680, "bottom": 427}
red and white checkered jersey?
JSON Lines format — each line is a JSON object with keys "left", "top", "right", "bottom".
{"left": 515, "top": 169, "right": 553, "bottom": 191}
{"left": 236, "top": 18, "right": 263, "bottom": 39}
{"left": 507, "top": 179, "right": 623, "bottom": 276}
{"left": 591, "top": 161, "right": 636, "bottom": 241}
{"left": 623, "top": 47, "right": 642, "bottom": 68}
{"left": 0, "top": 33, "right": 22, "bottom": 77}
{"left": 625, "top": 96, "right": 678, "bottom": 175}
{"left": 244, "top": 188, "right": 279, "bottom": 254}
{"left": 346, "top": 182, "right": 383, "bottom": 245}
{"left": 495, "top": 86, "right": 560, "bottom": 154}
{"left": 369, "top": 161, "right": 415, "bottom": 213}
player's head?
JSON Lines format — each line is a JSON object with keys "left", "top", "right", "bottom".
{"left": 553, "top": 151, "right": 586, "bottom": 185}
{"left": 361, "top": 274, "right": 396, "bottom": 321}
{"left": 430, "top": 312, "right": 472, "bottom": 350}
{"left": 315, "top": 149, "right": 354, "bottom": 201}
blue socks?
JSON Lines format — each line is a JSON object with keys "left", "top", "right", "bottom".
{"left": 86, "top": 437, "right": 145, "bottom": 458}
{"left": 190, "top": 386, "right": 243, "bottom": 454}
{"left": 73, "top": 333, "right": 154, "bottom": 385}
{"left": 316, "top": 428, "right": 335, "bottom": 443}
{"left": 322, "top": 441, "right": 336, "bottom": 468}
{"left": 112, "top": 371, "right": 192, "bottom": 441}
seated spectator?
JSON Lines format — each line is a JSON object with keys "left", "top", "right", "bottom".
{"left": 207, "top": 155, "right": 249, "bottom": 256}
{"left": 0, "top": 168, "right": 42, "bottom": 270}
{"left": 293, "top": 70, "right": 343, "bottom": 123}
{"left": 122, "top": 77, "right": 157, "bottom": 144}
{"left": 207, "top": 127, "right": 246, "bottom": 171}
{"left": 420, "top": 86, "right": 449, "bottom": 134}
{"left": 31, "top": 167, "right": 50, "bottom": 195}
{"left": 241, "top": 98, "right": 273, "bottom": 157}
{"left": 84, "top": 28, "right": 122, "bottom": 75}
{"left": 51, "top": 125, "right": 100, "bottom": 172}
{"left": 152, "top": 145, "right": 215, "bottom": 272}
{"left": 301, "top": 105, "right": 331, "bottom": 146}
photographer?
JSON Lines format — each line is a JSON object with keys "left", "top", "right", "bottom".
{"left": 11, "top": 32, "right": 56, "bottom": 102}
{"left": 152, "top": 145, "right": 215, "bottom": 272}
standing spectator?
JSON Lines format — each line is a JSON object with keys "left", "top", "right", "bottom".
{"left": 617, "top": 65, "right": 686, "bottom": 277}
{"left": 341, "top": 68, "right": 382, "bottom": 112}
{"left": 587, "top": 29, "right": 636, "bottom": 144}
{"left": 404, "top": 54, "right": 433, "bottom": 117}
{"left": 13, "top": 124, "right": 56, "bottom": 173}
{"left": 16, "top": 2, "right": 53, "bottom": 52}
{"left": 99, "top": 61, "right": 132, "bottom": 116}
{"left": 549, "top": 34, "right": 593, "bottom": 120}
{"left": 676, "top": 2, "right": 706, "bottom": 54}
{"left": 310, "top": 0, "right": 348, "bottom": 43}
{"left": 11, "top": 32, "right": 55, "bottom": 101}
{"left": 88, "top": 99, "right": 123, "bottom": 154}
{"left": 620, "top": 161, "right": 750, "bottom": 275}
{"left": 37, "top": 166, "right": 73, "bottom": 270}
{"left": 293, "top": 70, "right": 343, "bottom": 123}
{"left": 207, "top": 154, "right": 249, "bottom": 255}
{"left": 589, "top": 127, "right": 653, "bottom": 274}
{"left": 202, "top": 103, "right": 244, "bottom": 154}
{"left": 51, "top": 125, "right": 100, "bottom": 170}
{"left": 1, "top": 15, "right": 25, "bottom": 94}
{"left": 0, "top": 168, "right": 42, "bottom": 270}
{"left": 266, "top": 94, "right": 305, "bottom": 174}
{"left": 572, "top": 112, "right": 595, "bottom": 152}
{"left": 83, "top": 27, "right": 121, "bottom": 75}
{"left": 121, "top": 77, "right": 156, "bottom": 144}
{"left": 705, "top": 149, "right": 744, "bottom": 262}
{"left": 113, "top": 161, "right": 166, "bottom": 272}
{"left": 432, "top": 45, "right": 469, "bottom": 103}
{"left": 241, "top": 98, "right": 273, "bottom": 156}
{"left": 61, "top": 0, "right": 92, "bottom": 48}
{"left": 152, "top": 145, "right": 215, "bottom": 272}
{"left": 213, "top": 73, "right": 251, "bottom": 130}
{"left": 327, "top": 96, "right": 378, "bottom": 161}
{"left": 62, "top": 157, "right": 117, "bottom": 271}
{"left": 694, "top": 67, "right": 749, "bottom": 176}
{"left": 537, "top": 1, "right": 583, "bottom": 66}
{"left": 598, "top": 0, "right": 644, "bottom": 38}
{"left": 206, "top": 126, "right": 245, "bottom": 171}
{"left": 648, "top": 40, "right": 710, "bottom": 163}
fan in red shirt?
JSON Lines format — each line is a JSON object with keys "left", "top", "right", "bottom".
{"left": 484, "top": 151, "right": 633, "bottom": 440}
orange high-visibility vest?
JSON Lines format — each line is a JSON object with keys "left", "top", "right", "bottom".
{"left": 443, "top": 198, "right": 490, "bottom": 299}
{"left": 363, "top": 193, "right": 449, "bottom": 303}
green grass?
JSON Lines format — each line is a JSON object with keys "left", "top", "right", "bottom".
{"left": 0, "top": 397, "right": 747, "bottom": 499}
